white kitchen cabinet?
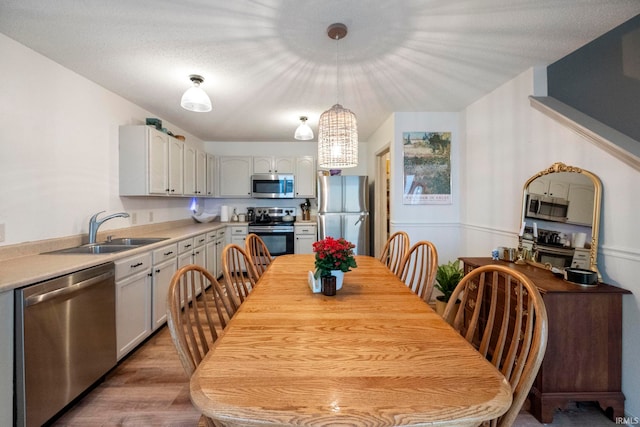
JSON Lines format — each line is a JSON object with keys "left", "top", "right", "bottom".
{"left": 528, "top": 177, "right": 569, "bottom": 199}
{"left": 206, "top": 154, "right": 217, "bottom": 197}
{"left": 295, "top": 223, "right": 317, "bottom": 254}
{"left": 229, "top": 225, "right": 248, "bottom": 246}
{"left": 295, "top": 156, "right": 316, "bottom": 198}
{"left": 206, "top": 227, "right": 226, "bottom": 278}
{"left": 253, "top": 156, "right": 294, "bottom": 174}
{"left": 115, "top": 252, "right": 152, "bottom": 360}
{"left": 119, "top": 125, "right": 184, "bottom": 196}
{"left": 151, "top": 243, "right": 178, "bottom": 331}
{"left": 184, "top": 145, "right": 207, "bottom": 196}
{"left": 218, "top": 156, "right": 252, "bottom": 197}
{"left": 567, "top": 184, "right": 595, "bottom": 225}
{"left": 196, "top": 149, "right": 207, "bottom": 195}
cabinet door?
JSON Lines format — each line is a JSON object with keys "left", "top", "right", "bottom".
{"left": 116, "top": 270, "right": 152, "bottom": 359}
{"left": 219, "top": 157, "right": 252, "bottom": 197}
{"left": 206, "top": 239, "right": 217, "bottom": 276}
{"left": 528, "top": 178, "right": 549, "bottom": 196}
{"left": 183, "top": 143, "right": 197, "bottom": 196}
{"left": 274, "top": 157, "right": 294, "bottom": 173}
{"left": 196, "top": 150, "right": 207, "bottom": 195}
{"left": 206, "top": 154, "right": 217, "bottom": 197}
{"left": 152, "top": 258, "right": 177, "bottom": 330}
{"left": 149, "top": 130, "right": 169, "bottom": 195}
{"left": 215, "top": 237, "right": 225, "bottom": 278}
{"left": 253, "top": 156, "right": 273, "bottom": 174}
{"left": 295, "top": 234, "right": 316, "bottom": 254}
{"left": 548, "top": 181, "right": 569, "bottom": 199}
{"left": 567, "top": 184, "right": 594, "bottom": 225}
{"left": 295, "top": 156, "right": 316, "bottom": 197}
{"left": 168, "top": 138, "right": 184, "bottom": 195}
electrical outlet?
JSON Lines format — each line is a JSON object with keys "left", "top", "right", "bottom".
{"left": 148, "top": 211, "right": 154, "bottom": 222}
{"left": 0, "top": 223, "right": 4, "bottom": 242}
{"left": 131, "top": 212, "right": 137, "bottom": 225}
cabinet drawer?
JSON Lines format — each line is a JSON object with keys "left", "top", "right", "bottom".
{"left": 294, "top": 224, "right": 317, "bottom": 235}
{"left": 152, "top": 243, "right": 178, "bottom": 264}
{"left": 178, "top": 238, "right": 194, "bottom": 254}
{"left": 230, "top": 226, "right": 247, "bottom": 235}
{"left": 193, "top": 233, "right": 207, "bottom": 248}
{"left": 115, "top": 252, "right": 152, "bottom": 280}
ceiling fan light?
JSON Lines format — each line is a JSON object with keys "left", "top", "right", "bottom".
{"left": 181, "top": 75, "right": 212, "bottom": 112}
{"left": 294, "top": 116, "right": 314, "bottom": 140}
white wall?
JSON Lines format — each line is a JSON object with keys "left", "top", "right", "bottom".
{"left": 463, "top": 67, "right": 640, "bottom": 418}
{"left": 0, "top": 34, "right": 200, "bottom": 246}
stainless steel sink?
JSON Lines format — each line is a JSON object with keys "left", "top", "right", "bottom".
{"left": 44, "top": 244, "right": 135, "bottom": 254}
{"left": 104, "top": 237, "right": 169, "bottom": 246}
{"left": 43, "top": 237, "right": 169, "bottom": 255}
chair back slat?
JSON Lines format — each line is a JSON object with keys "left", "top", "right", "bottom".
{"left": 167, "top": 264, "right": 236, "bottom": 378}
{"left": 222, "top": 243, "right": 260, "bottom": 311}
{"left": 398, "top": 240, "right": 438, "bottom": 302}
{"left": 442, "top": 264, "right": 548, "bottom": 427}
{"left": 379, "top": 231, "right": 410, "bottom": 276}
{"left": 245, "top": 233, "right": 273, "bottom": 278}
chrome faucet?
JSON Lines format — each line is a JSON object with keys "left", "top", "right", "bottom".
{"left": 88, "top": 211, "right": 130, "bottom": 244}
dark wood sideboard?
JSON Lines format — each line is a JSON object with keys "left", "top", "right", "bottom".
{"left": 459, "top": 257, "right": 631, "bottom": 424}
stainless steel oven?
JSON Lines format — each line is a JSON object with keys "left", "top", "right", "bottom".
{"left": 537, "top": 244, "right": 575, "bottom": 269}
{"left": 248, "top": 224, "right": 294, "bottom": 256}
{"left": 248, "top": 207, "right": 295, "bottom": 256}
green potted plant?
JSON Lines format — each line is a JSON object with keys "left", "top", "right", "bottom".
{"left": 434, "top": 260, "right": 464, "bottom": 319}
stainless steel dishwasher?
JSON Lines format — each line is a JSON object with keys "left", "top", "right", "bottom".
{"left": 15, "top": 262, "right": 116, "bottom": 427}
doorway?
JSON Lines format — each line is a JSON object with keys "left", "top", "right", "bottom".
{"left": 374, "top": 146, "right": 391, "bottom": 257}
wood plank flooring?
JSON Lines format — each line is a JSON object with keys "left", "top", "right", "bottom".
{"left": 51, "top": 325, "right": 616, "bottom": 427}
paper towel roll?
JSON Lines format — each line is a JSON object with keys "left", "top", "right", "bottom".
{"left": 571, "top": 232, "right": 587, "bottom": 248}
{"left": 220, "top": 205, "right": 229, "bottom": 222}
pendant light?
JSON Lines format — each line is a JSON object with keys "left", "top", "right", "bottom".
{"left": 181, "top": 74, "right": 212, "bottom": 112}
{"left": 318, "top": 23, "right": 358, "bottom": 169}
{"left": 294, "top": 116, "right": 314, "bottom": 140}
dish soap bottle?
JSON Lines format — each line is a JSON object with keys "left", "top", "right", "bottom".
{"left": 231, "top": 208, "right": 239, "bottom": 222}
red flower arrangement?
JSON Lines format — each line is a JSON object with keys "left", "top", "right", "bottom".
{"left": 312, "top": 237, "right": 357, "bottom": 279}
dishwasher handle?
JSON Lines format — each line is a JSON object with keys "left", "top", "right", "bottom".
{"left": 24, "top": 271, "right": 114, "bottom": 307}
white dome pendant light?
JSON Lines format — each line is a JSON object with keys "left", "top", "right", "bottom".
{"left": 318, "top": 23, "right": 358, "bottom": 169}
{"left": 181, "top": 74, "right": 212, "bottom": 112}
{"left": 294, "top": 116, "right": 314, "bottom": 140}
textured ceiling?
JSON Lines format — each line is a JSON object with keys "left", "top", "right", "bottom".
{"left": 1, "top": 1, "right": 639, "bottom": 142}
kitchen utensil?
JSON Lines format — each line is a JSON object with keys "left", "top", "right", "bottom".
{"left": 564, "top": 267, "right": 598, "bottom": 286}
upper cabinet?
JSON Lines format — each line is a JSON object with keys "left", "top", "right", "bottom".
{"left": 205, "top": 154, "right": 217, "bottom": 197}
{"left": 253, "top": 156, "right": 294, "bottom": 174}
{"left": 119, "top": 125, "right": 184, "bottom": 196}
{"left": 295, "top": 156, "right": 316, "bottom": 198}
{"left": 528, "top": 177, "right": 570, "bottom": 199}
{"left": 218, "top": 156, "right": 253, "bottom": 197}
{"left": 184, "top": 144, "right": 207, "bottom": 196}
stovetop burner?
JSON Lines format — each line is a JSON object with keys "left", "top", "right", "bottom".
{"left": 249, "top": 207, "right": 296, "bottom": 227}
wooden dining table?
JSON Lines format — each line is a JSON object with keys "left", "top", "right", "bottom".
{"left": 190, "top": 254, "right": 512, "bottom": 427}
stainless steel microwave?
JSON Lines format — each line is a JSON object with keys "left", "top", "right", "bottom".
{"left": 251, "top": 174, "right": 294, "bottom": 198}
{"left": 525, "top": 194, "right": 569, "bottom": 223}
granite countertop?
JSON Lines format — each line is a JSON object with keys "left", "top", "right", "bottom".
{"left": 0, "top": 221, "right": 228, "bottom": 293}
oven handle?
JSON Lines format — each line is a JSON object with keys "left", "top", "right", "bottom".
{"left": 25, "top": 271, "right": 114, "bottom": 307}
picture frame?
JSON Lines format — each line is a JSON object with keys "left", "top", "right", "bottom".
{"left": 402, "top": 131, "right": 452, "bottom": 204}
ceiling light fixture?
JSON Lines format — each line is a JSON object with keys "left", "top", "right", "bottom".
{"left": 294, "top": 116, "right": 314, "bottom": 140}
{"left": 181, "top": 74, "right": 212, "bottom": 112}
{"left": 318, "top": 23, "right": 358, "bottom": 169}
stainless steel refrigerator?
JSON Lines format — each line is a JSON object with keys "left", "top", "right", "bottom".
{"left": 317, "top": 175, "right": 370, "bottom": 255}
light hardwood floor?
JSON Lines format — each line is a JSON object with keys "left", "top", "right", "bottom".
{"left": 51, "top": 326, "right": 616, "bottom": 427}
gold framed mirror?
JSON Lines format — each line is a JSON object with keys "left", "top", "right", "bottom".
{"left": 521, "top": 162, "right": 602, "bottom": 274}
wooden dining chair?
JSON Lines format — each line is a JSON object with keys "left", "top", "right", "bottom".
{"left": 166, "top": 264, "right": 236, "bottom": 427}
{"left": 379, "top": 231, "right": 410, "bottom": 276}
{"left": 398, "top": 240, "right": 438, "bottom": 302}
{"left": 442, "top": 264, "right": 548, "bottom": 427}
{"left": 245, "top": 233, "right": 273, "bottom": 278}
{"left": 222, "top": 243, "right": 260, "bottom": 311}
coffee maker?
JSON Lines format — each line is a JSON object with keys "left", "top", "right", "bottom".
{"left": 246, "top": 207, "right": 255, "bottom": 223}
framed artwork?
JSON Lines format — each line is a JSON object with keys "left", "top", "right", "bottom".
{"left": 402, "top": 131, "right": 452, "bottom": 204}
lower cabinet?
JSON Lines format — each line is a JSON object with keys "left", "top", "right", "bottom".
{"left": 206, "top": 227, "right": 226, "bottom": 278}
{"left": 115, "top": 252, "right": 152, "bottom": 360}
{"left": 295, "top": 223, "right": 317, "bottom": 254}
{"left": 151, "top": 243, "right": 178, "bottom": 331}
{"left": 229, "top": 225, "right": 247, "bottom": 246}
